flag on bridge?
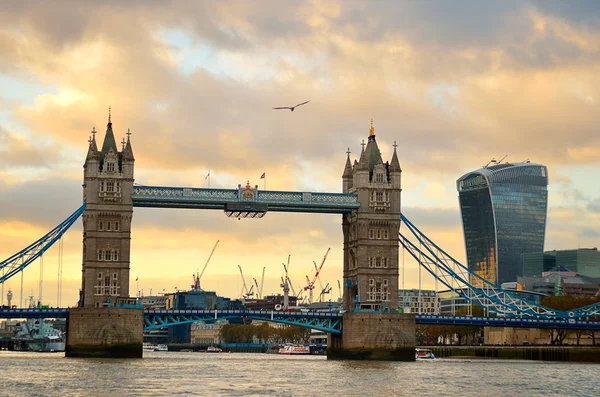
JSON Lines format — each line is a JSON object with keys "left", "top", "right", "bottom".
{"left": 260, "top": 172, "right": 266, "bottom": 179}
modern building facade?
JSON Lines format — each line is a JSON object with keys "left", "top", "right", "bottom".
{"left": 342, "top": 121, "right": 402, "bottom": 311}
{"left": 456, "top": 162, "right": 548, "bottom": 286}
{"left": 522, "top": 248, "right": 600, "bottom": 278}
{"left": 398, "top": 289, "right": 439, "bottom": 314}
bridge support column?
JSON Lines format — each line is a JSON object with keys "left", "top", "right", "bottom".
{"left": 66, "top": 308, "right": 143, "bottom": 358}
{"left": 327, "top": 312, "right": 415, "bottom": 361}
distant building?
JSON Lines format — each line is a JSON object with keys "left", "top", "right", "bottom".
{"left": 522, "top": 248, "right": 600, "bottom": 278}
{"left": 191, "top": 321, "right": 225, "bottom": 346}
{"left": 518, "top": 267, "right": 600, "bottom": 297}
{"left": 140, "top": 295, "right": 167, "bottom": 310}
{"left": 457, "top": 162, "right": 549, "bottom": 286}
{"left": 398, "top": 289, "right": 439, "bottom": 314}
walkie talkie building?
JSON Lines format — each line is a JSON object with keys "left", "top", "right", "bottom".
{"left": 456, "top": 163, "right": 549, "bottom": 286}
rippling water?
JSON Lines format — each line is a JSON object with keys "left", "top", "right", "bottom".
{"left": 0, "top": 351, "right": 597, "bottom": 396}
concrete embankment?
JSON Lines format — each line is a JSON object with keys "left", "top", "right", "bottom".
{"left": 427, "top": 346, "right": 600, "bottom": 362}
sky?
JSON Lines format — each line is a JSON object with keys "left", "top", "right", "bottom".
{"left": 1, "top": 0, "right": 599, "bottom": 307}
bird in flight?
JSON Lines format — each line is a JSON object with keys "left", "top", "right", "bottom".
{"left": 273, "top": 100, "right": 310, "bottom": 111}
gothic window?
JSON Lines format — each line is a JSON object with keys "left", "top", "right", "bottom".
{"left": 107, "top": 222, "right": 112, "bottom": 231}
{"left": 113, "top": 273, "right": 118, "bottom": 279}
{"left": 107, "top": 182, "right": 114, "bottom": 192}
{"left": 383, "top": 257, "right": 389, "bottom": 268}
{"left": 105, "top": 251, "right": 112, "bottom": 261}
{"left": 369, "top": 279, "right": 374, "bottom": 286}
{"left": 97, "top": 251, "right": 103, "bottom": 261}
{"left": 113, "top": 250, "right": 119, "bottom": 261}
{"left": 115, "top": 222, "right": 119, "bottom": 231}
{"left": 106, "top": 162, "right": 115, "bottom": 172}
{"left": 369, "top": 229, "right": 374, "bottom": 239}
{"left": 375, "top": 173, "right": 385, "bottom": 183}
{"left": 383, "top": 230, "right": 389, "bottom": 239}
{"left": 370, "top": 191, "right": 375, "bottom": 202}
{"left": 376, "top": 192, "right": 383, "bottom": 201}
{"left": 98, "top": 221, "right": 103, "bottom": 231}
{"left": 100, "top": 181, "right": 105, "bottom": 192}
{"left": 376, "top": 229, "right": 381, "bottom": 239}
{"left": 369, "top": 257, "right": 374, "bottom": 268}
{"left": 98, "top": 272, "right": 102, "bottom": 280}
{"left": 383, "top": 279, "right": 388, "bottom": 286}
{"left": 116, "top": 182, "right": 121, "bottom": 193}
{"left": 384, "top": 192, "right": 389, "bottom": 202}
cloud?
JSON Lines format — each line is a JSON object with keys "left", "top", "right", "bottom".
{"left": 578, "top": 227, "right": 600, "bottom": 239}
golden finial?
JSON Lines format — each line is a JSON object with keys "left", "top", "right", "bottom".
{"left": 108, "top": 106, "right": 111, "bottom": 123}
{"left": 369, "top": 119, "right": 375, "bottom": 136}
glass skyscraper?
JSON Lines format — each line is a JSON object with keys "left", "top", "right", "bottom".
{"left": 456, "top": 163, "right": 548, "bottom": 286}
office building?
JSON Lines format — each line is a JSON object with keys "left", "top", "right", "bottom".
{"left": 522, "top": 248, "right": 600, "bottom": 278}
{"left": 457, "top": 162, "right": 548, "bottom": 285}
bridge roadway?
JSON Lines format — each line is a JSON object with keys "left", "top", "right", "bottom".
{"left": 131, "top": 185, "right": 361, "bottom": 214}
{"left": 1, "top": 308, "right": 600, "bottom": 333}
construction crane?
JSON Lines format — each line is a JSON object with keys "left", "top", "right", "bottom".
{"left": 304, "top": 248, "right": 330, "bottom": 304}
{"left": 337, "top": 280, "right": 342, "bottom": 302}
{"left": 253, "top": 278, "right": 260, "bottom": 299}
{"left": 281, "top": 255, "right": 296, "bottom": 310}
{"left": 238, "top": 265, "right": 253, "bottom": 300}
{"left": 192, "top": 240, "right": 219, "bottom": 291}
{"left": 259, "top": 267, "right": 265, "bottom": 300}
{"left": 319, "top": 282, "right": 332, "bottom": 302}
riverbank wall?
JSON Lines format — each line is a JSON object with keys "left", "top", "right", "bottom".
{"left": 428, "top": 346, "right": 600, "bottom": 362}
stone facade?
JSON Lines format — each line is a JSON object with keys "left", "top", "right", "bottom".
{"left": 342, "top": 122, "right": 402, "bottom": 311}
{"left": 80, "top": 114, "right": 135, "bottom": 308}
{"left": 66, "top": 307, "right": 143, "bottom": 358}
{"left": 328, "top": 312, "right": 415, "bottom": 360}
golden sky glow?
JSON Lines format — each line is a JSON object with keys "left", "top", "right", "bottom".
{"left": 1, "top": 1, "right": 599, "bottom": 306}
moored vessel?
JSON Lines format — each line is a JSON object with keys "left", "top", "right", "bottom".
{"left": 279, "top": 345, "right": 310, "bottom": 355}
{"left": 415, "top": 348, "right": 436, "bottom": 360}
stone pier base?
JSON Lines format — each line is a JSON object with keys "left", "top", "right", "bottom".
{"left": 327, "top": 312, "right": 415, "bottom": 361}
{"left": 66, "top": 307, "right": 143, "bottom": 358}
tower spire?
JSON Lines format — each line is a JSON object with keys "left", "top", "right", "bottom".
{"left": 108, "top": 106, "right": 111, "bottom": 124}
{"left": 369, "top": 119, "right": 375, "bottom": 137}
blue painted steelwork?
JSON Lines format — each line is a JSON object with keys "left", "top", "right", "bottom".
{"left": 132, "top": 185, "right": 360, "bottom": 214}
{"left": 2, "top": 308, "right": 599, "bottom": 331}
{"left": 416, "top": 314, "right": 600, "bottom": 330}
{"left": 0, "top": 204, "right": 85, "bottom": 283}
{"left": 143, "top": 309, "right": 343, "bottom": 333}
{"left": 399, "top": 213, "right": 568, "bottom": 319}
{"left": 568, "top": 302, "right": 600, "bottom": 319}
{"left": 0, "top": 308, "right": 70, "bottom": 318}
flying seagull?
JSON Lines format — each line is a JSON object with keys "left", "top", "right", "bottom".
{"left": 273, "top": 100, "right": 311, "bottom": 111}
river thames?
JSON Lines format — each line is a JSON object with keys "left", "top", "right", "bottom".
{"left": 0, "top": 351, "right": 597, "bottom": 396}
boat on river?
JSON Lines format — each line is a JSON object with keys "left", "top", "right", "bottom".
{"left": 206, "top": 346, "right": 223, "bottom": 353}
{"left": 279, "top": 345, "right": 310, "bottom": 355}
{"left": 415, "top": 348, "right": 436, "bottom": 360}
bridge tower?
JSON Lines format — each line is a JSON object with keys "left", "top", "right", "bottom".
{"left": 342, "top": 121, "right": 402, "bottom": 311}
{"left": 80, "top": 110, "right": 135, "bottom": 308}
{"left": 67, "top": 110, "right": 142, "bottom": 358}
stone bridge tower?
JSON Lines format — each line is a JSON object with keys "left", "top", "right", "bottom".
{"left": 80, "top": 109, "right": 135, "bottom": 308}
{"left": 342, "top": 121, "right": 401, "bottom": 311}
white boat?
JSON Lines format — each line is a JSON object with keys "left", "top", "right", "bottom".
{"left": 415, "top": 348, "right": 436, "bottom": 360}
{"left": 143, "top": 343, "right": 156, "bottom": 352}
{"left": 16, "top": 319, "right": 65, "bottom": 352}
{"left": 279, "top": 345, "right": 310, "bottom": 355}
{"left": 155, "top": 344, "right": 168, "bottom": 351}
{"left": 206, "top": 346, "right": 222, "bottom": 353}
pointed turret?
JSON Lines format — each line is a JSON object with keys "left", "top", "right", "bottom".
{"left": 342, "top": 152, "right": 353, "bottom": 178}
{"left": 101, "top": 107, "right": 118, "bottom": 156}
{"left": 122, "top": 129, "right": 135, "bottom": 161}
{"left": 356, "top": 140, "right": 369, "bottom": 171}
{"left": 86, "top": 128, "right": 100, "bottom": 161}
{"left": 363, "top": 120, "right": 383, "bottom": 173}
{"left": 342, "top": 149, "right": 353, "bottom": 193}
{"left": 389, "top": 141, "right": 401, "bottom": 172}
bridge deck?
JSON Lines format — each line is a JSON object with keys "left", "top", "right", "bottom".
{"left": 132, "top": 185, "right": 360, "bottom": 214}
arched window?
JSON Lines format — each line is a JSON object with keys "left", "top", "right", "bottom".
{"left": 115, "top": 222, "right": 119, "bottom": 231}
{"left": 98, "top": 221, "right": 103, "bottom": 231}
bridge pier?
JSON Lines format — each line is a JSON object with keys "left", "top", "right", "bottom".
{"left": 65, "top": 308, "right": 143, "bottom": 358}
{"left": 327, "top": 312, "right": 415, "bottom": 361}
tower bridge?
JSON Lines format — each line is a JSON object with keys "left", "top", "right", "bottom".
{"left": 2, "top": 113, "right": 600, "bottom": 359}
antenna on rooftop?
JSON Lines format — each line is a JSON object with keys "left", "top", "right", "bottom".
{"left": 483, "top": 158, "right": 496, "bottom": 168}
